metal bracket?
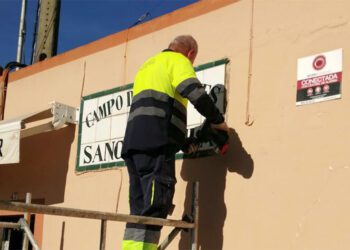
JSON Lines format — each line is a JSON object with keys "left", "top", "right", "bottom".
{"left": 50, "top": 101, "right": 79, "bottom": 129}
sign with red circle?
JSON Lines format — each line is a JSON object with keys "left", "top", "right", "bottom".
{"left": 297, "top": 48, "right": 342, "bottom": 106}
{"left": 313, "top": 55, "right": 326, "bottom": 70}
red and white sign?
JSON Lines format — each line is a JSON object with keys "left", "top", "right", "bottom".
{"left": 296, "top": 49, "right": 342, "bottom": 106}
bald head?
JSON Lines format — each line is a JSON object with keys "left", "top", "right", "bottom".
{"left": 168, "top": 35, "right": 198, "bottom": 64}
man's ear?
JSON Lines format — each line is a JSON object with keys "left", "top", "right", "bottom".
{"left": 187, "top": 49, "right": 197, "bottom": 64}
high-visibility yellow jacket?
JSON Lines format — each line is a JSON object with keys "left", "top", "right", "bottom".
{"left": 122, "top": 50, "right": 224, "bottom": 155}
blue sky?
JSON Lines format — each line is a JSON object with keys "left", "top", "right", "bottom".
{"left": 0, "top": 0, "right": 198, "bottom": 68}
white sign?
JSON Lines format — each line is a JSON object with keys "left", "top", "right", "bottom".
{"left": 76, "top": 61, "right": 227, "bottom": 171}
{"left": 0, "top": 121, "right": 21, "bottom": 164}
{"left": 297, "top": 48, "right": 342, "bottom": 106}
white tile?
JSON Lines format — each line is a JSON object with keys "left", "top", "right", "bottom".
{"left": 79, "top": 143, "right": 94, "bottom": 167}
{"left": 110, "top": 114, "right": 128, "bottom": 139}
{"left": 201, "top": 65, "right": 225, "bottom": 87}
{"left": 80, "top": 120, "right": 97, "bottom": 144}
{"left": 110, "top": 89, "right": 133, "bottom": 115}
{"left": 96, "top": 94, "right": 116, "bottom": 119}
{"left": 94, "top": 116, "right": 112, "bottom": 142}
{"left": 196, "top": 70, "right": 204, "bottom": 82}
{"left": 81, "top": 98, "right": 98, "bottom": 126}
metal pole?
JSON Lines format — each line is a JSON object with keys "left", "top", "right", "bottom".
{"left": 22, "top": 193, "right": 31, "bottom": 250}
{"left": 158, "top": 227, "right": 181, "bottom": 250}
{"left": 17, "top": 0, "right": 27, "bottom": 64}
{"left": 6, "top": 229, "right": 12, "bottom": 249}
{"left": 19, "top": 218, "right": 40, "bottom": 250}
{"left": 0, "top": 222, "right": 20, "bottom": 229}
{"left": 190, "top": 182, "right": 199, "bottom": 250}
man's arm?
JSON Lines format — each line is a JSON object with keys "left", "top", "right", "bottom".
{"left": 176, "top": 78, "right": 228, "bottom": 131}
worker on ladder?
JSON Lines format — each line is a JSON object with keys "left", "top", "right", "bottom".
{"left": 121, "top": 35, "right": 229, "bottom": 250}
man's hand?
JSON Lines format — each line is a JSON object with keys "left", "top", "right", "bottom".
{"left": 181, "top": 137, "right": 198, "bottom": 155}
{"left": 186, "top": 143, "right": 198, "bottom": 154}
{"left": 211, "top": 122, "right": 229, "bottom": 132}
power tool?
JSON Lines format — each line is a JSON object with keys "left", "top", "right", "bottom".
{"left": 182, "top": 83, "right": 229, "bottom": 156}
{"left": 196, "top": 120, "right": 229, "bottom": 155}
{"left": 182, "top": 120, "right": 229, "bottom": 156}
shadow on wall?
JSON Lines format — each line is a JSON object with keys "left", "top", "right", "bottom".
{"left": 179, "top": 128, "right": 254, "bottom": 250}
{"left": 0, "top": 125, "right": 76, "bottom": 205}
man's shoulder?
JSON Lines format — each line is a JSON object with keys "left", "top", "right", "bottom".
{"left": 157, "top": 51, "right": 192, "bottom": 67}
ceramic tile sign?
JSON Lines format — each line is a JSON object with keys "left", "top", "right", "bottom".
{"left": 76, "top": 85, "right": 133, "bottom": 171}
{"left": 76, "top": 59, "right": 228, "bottom": 172}
{"left": 296, "top": 48, "right": 342, "bottom": 106}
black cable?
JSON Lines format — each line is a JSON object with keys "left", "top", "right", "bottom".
{"left": 4, "top": 61, "right": 27, "bottom": 70}
{"left": 128, "top": 0, "right": 167, "bottom": 28}
{"left": 129, "top": 12, "right": 150, "bottom": 28}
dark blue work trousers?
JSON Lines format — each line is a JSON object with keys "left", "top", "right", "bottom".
{"left": 124, "top": 150, "right": 176, "bottom": 231}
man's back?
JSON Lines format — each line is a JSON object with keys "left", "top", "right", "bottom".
{"left": 122, "top": 50, "right": 197, "bottom": 156}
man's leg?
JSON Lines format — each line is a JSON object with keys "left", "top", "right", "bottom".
{"left": 141, "top": 152, "right": 176, "bottom": 219}
{"left": 123, "top": 155, "right": 151, "bottom": 250}
{"left": 122, "top": 151, "right": 176, "bottom": 250}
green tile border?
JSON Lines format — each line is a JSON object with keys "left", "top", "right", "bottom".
{"left": 194, "top": 58, "right": 229, "bottom": 72}
{"left": 83, "top": 83, "right": 133, "bottom": 101}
